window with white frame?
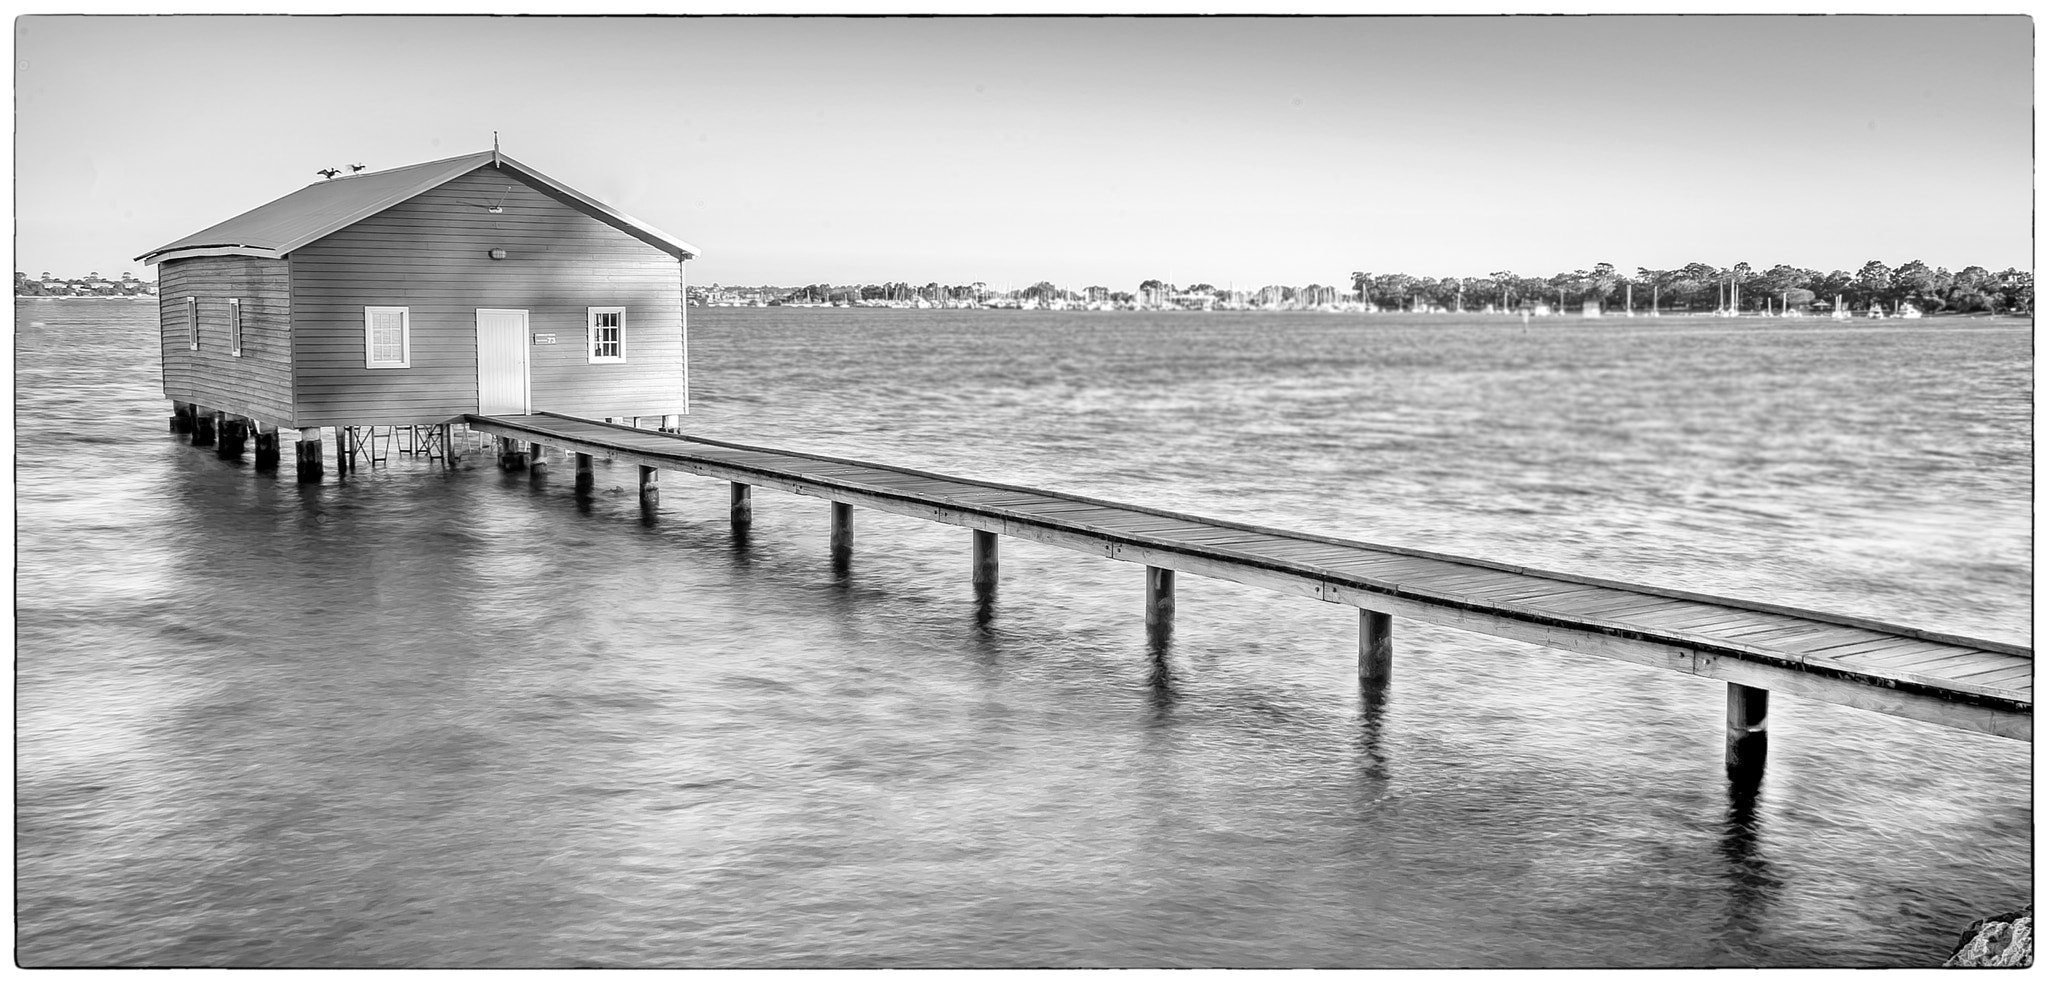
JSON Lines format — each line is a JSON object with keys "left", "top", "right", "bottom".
{"left": 589, "top": 307, "right": 624, "bottom": 362}
{"left": 186, "top": 296, "right": 199, "bottom": 350}
{"left": 365, "top": 306, "right": 411, "bottom": 369}
{"left": 228, "top": 298, "right": 243, "bottom": 357}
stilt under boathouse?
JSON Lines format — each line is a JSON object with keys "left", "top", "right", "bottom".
{"left": 137, "top": 147, "right": 700, "bottom": 479}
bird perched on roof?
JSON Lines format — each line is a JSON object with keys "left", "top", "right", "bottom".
{"left": 348, "top": 163, "right": 366, "bottom": 173}
{"left": 317, "top": 167, "right": 341, "bottom": 180}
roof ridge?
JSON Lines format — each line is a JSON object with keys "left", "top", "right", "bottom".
{"left": 137, "top": 149, "right": 697, "bottom": 264}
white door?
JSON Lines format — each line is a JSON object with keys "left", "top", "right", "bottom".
{"left": 476, "top": 309, "right": 529, "bottom": 415}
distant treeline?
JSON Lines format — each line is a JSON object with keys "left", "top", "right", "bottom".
{"left": 1348, "top": 261, "right": 2034, "bottom": 315}
{"left": 703, "top": 259, "right": 2035, "bottom": 314}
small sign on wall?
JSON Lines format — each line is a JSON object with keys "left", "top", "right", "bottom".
{"left": 533, "top": 334, "right": 557, "bottom": 345}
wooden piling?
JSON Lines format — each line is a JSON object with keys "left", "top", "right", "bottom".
{"left": 497, "top": 436, "right": 529, "bottom": 471}
{"left": 973, "top": 529, "right": 998, "bottom": 595}
{"left": 191, "top": 409, "right": 217, "bottom": 447}
{"left": 575, "top": 452, "right": 595, "bottom": 497}
{"left": 830, "top": 501, "right": 853, "bottom": 570}
{"left": 169, "top": 402, "right": 195, "bottom": 434}
{"left": 1726, "top": 683, "right": 1769, "bottom": 777}
{"left": 1358, "top": 608, "right": 1393, "bottom": 686}
{"left": 528, "top": 442, "right": 547, "bottom": 474}
{"left": 1145, "top": 566, "right": 1175, "bottom": 644}
{"left": 294, "top": 427, "right": 324, "bottom": 483}
{"left": 253, "top": 425, "right": 280, "bottom": 472}
{"left": 638, "top": 464, "right": 659, "bottom": 504}
{"left": 730, "top": 481, "right": 753, "bottom": 529}
{"left": 215, "top": 415, "right": 248, "bottom": 459}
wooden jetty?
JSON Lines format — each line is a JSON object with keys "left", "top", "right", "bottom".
{"left": 460, "top": 412, "right": 2031, "bottom": 768}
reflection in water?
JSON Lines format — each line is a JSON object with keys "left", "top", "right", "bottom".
{"left": 1720, "top": 766, "right": 1783, "bottom": 944}
{"left": 1144, "top": 631, "right": 1177, "bottom": 715}
{"left": 1355, "top": 680, "right": 1392, "bottom": 780}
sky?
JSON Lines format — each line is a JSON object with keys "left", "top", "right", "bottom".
{"left": 13, "top": 12, "right": 2035, "bottom": 290}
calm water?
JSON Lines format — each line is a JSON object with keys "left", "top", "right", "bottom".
{"left": 15, "top": 300, "right": 2032, "bottom": 967}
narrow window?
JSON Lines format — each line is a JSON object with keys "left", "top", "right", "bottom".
{"left": 588, "top": 307, "right": 624, "bottom": 362}
{"left": 365, "top": 306, "right": 410, "bottom": 369}
{"left": 186, "top": 296, "right": 199, "bottom": 350}
{"left": 228, "top": 298, "right": 243, "bottom": 357}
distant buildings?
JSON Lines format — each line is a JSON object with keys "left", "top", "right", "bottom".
{"left": 16, "top": 271, "right": 157, "bottom": 296}
{"left": 685, "top": 280, "right": 1374, "bottom": 312}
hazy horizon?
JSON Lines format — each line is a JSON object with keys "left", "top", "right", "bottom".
{"left": 15, "top": 14, "right": 2034, "bottom": 288}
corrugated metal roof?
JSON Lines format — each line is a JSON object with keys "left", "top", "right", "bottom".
{"left": 137, "top": 150, "right": 699, "bottom": 264}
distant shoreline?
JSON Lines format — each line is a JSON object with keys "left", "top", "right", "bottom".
{"left": 16, "top": 294, "right": 156, "bottom": 299}
{"left": 14, "top": 294, "right": 2028, "bottom": 322}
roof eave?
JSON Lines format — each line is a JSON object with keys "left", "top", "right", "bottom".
{"left": 137, "top": 245, "right": 289, "bottom": 265}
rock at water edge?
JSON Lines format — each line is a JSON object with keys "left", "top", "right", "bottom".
{"left": 1944, "top": 903, "right": 2032, "bottom": 968}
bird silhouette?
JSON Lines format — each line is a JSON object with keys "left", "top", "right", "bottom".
{"left": 348, "top": 162, "right": 366, "bottom": 173}
{"left": 317, "top": 167, "right": 341, "bottom": 180}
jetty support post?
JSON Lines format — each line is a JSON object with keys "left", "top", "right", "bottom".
{"left": 1145, "top": 566, "right": 1175, "bottom": 646}
{"left": 1725, "top": 683, "right": 1769, "bottom": 779}
{"left": 528, "top": 442, "right": 547, "bottom": 475}
{"left": 730, "top": 482, "right": 753, "bottom": 531}
{"left": 169, "top": 401, "right": 195, "bottom": 434}
{"left": 215, "top": 415, "right": 249, "bottom": 460}
{"left": 191, "top": 408, "right": 217, "bottom": 447}
{"left": 1359, "top": 608, "right": 1393, "bottom": 688}
{"left": 252, "top": 423, "right": 281, "bottom": 472}
{"left": 294, "top": 427, "right": 324, "bottom": 483}
{"left": 972, "top": 529, "right": 998, "bottom": 598}
{"left": 830, "top": 501, "right": 853, "bottom": 571}
{"left": 496, "top": 436, "right": 529, "bottom": 471}
{"left": 638, "top": 464, "right": 659, "bottom": 504}
{"left": 574, "top": 453, "right": 595, "bottom": 498}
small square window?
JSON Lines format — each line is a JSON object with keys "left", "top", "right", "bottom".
{"left": 228, "top": 298, "right": 243, "bottom": 357}
{"left": 365, "top": 306, "right": 410, "bottom": 369}
{"left": 589, "top": 307, "right": 624, "bottom": 362}
{"left": 186, "top": 296, "right": 199, "bottom": 351}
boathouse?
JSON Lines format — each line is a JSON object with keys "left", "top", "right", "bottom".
{"left": 136, "top": 149, "right": 698, "bottom": 469}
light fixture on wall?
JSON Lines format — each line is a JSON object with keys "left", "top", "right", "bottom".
{"left": 488, "top": 249, "right": 508, "bottom": 260}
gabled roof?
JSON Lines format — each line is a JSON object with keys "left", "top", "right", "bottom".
{"left": 136, "top": 150, "right": 699, "bottom": 264}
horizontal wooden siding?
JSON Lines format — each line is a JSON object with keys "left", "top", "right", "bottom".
{"left": 288, "top": 167, "right": 686, "bottom": 427}
{"left": 156, "top": 256, "right": 294, "bottom": 424}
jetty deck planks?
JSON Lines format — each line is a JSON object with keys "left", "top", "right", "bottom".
{"left": 467, "top": 412, "right": 2032, "bottom": 741}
